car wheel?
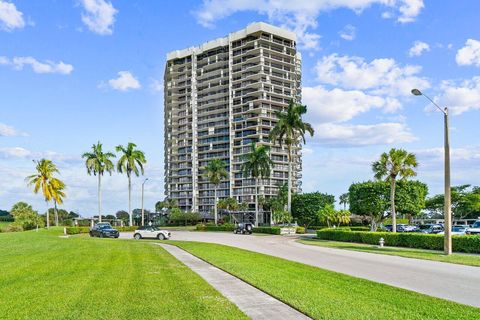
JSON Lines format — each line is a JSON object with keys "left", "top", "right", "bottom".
{"left": 158, "top": 233, "right": 165, "bottom": 240}
{"left": 134, "top": 233, "right": 142, "bottom": 240}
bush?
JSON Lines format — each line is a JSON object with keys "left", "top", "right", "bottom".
{"left": 5, "top": 224, "right": 23, "bottom": 232}
{"left": 115, "top": 226, "right": 137, "bottom": 232}
{"left": 253, "top": 227, "right": 281, "bottom": 235}
{"left": 316, "top": 229, "right": 480, "bottom": 253}
{"left": 0, "top": 215, "right": 14, "bottom": 222}
{"left": 296, "top": 226, "right": 306, "bottom": 234}
{"left": 196, "top": 224, "right": 235, "bottom": 232}
{"left": 65, "top": 227, "right": 90, "bottom": 235}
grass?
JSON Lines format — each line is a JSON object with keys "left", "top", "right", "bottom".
{"left": 170, "top": 241, "right": 480, "bottom": 320}
{"left": 0, "top": 228, "right": 247, "bottom": 320}
{"left": 161, "top": 225, "right": 197, "bottom": 231}
{"left": 298, "top": 238, "right": 480, "bottom": 267}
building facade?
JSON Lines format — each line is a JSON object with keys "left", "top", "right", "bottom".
{"left": 164, "top": 22, "right": 302, "bottom": 217}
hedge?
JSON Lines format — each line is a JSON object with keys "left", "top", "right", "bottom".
{"left": 316, "top": 229, "right": 480, "bottom": 253}
{"left": 0, "top": 216, "right": 14, "bottom": 222}
{"left": 253, "top": 227, "right": 281, "bottom": 235}
{"left": 65, "top": 227, "right": 90, "bottom": 235}
{"left": 296, "top": 226, "right": 306, "bottom": 234}
{"left": 195, "top": 224, "right": 281, "bottom": 235}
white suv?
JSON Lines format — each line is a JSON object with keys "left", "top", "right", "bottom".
{"left": 466, "top": 221, "right": 480, "bottom": 235}
{"left": 133, "top": 226, "right": 171, "bottom": 240}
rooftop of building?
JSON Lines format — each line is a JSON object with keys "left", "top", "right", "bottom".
{"left": 166, "top": 22, "right": 297, "bottom": 61}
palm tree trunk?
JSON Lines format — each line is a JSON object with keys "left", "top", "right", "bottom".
{"left": 54, "top": 200, "right": 59, "bottom": 227}
{"left": 391, "top": 178, "right": 396, "bottom": 233}
{"left": 287, "top": 146, "right": 292, "bottom": 214}
{"left": 214, "top": 187, "right": 218, "bottom": 225}
{"left": 98, "top": 174, "right": 102, "bottom": 223}
{"left": 255, "top": 177, "right": 259, "bottom": 227}
{"left": 128, "top": 175, "right": 132, "bottom": 227}
{"left": 45, "top": 200, "right": 50, "bottom": 229}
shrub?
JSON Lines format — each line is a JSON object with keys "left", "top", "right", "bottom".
{"left": 65, "top": 227, "right": 90, "bottom": 235}
{"left": 296, "top": 226, "right": 306, "bottom": 234}
{"left": 5, "top": 224, "right": 23, "bottom": 232}
{"left": 195, "top": 224, "right": 235, "bottom": 232}
{"left": 115, "top": 226, "right": 137, "bottom": 232}
{"left": 316, "top": 229, "right": 480, "bottom": 253}
{"left": 0, "top": 215, "right": 14, "bottom": 222}
{"left": 253, "top": 227, "right": 281, "bottom": 235}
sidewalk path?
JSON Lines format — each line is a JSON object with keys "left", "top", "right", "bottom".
{"left": 136, "top": 231, "right": 480, "bottom": 307}
{"left": 158, "top": 243, "right": 311, "bottom": 320}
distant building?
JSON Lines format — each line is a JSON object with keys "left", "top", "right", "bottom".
{"left": 164, "top": 22, "right": 302, "bottom": 218}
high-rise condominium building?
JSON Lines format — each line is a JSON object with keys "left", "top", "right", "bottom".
{"left": 164, "top": 22, "right": 302, "bottom": 219}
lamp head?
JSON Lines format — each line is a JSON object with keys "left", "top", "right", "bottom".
{"left": 411, "top": 88, "right": 422, "bottom": 96}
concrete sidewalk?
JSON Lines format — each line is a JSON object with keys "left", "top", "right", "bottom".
{"left": 142, "top": 231, "right": 480, "bottom": 307}
{"left": 158, "top": 243, "right": 311, "bottom": 320}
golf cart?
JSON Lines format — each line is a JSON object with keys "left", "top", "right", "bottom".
{"left": 234, "top": 222, "right": 253, "bottom": 235}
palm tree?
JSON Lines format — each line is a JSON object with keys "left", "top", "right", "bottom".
{"left": 26, "top": 159, "right": 64, "bottom": 228}
{"left": 269, "top": 100, "right": 314, "bottom": 214}
{"left": 339, "top": 193, "right": 349, "bottom": 210}
{"left": 372, "top": 148, "right": 418, "bottom": 233}
{"left": 116, "top": 143, "right": 147, "bottom": 226}
{"left": 242, "top": 142, "right": 273, "bottom": 227}
{"left": 51, "top": 179, "right": 66, "bottom": 227}
{"left": 82, "top": 142, "right": 115, "bottom": 223}
{"left": 204, "top": 159, "right": 228, "bottom": 225}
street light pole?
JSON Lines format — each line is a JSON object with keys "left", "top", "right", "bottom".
{"left": 141, "top": 178, "right": 149, "bottom": 226}
{"left": 411, "top": 89, "right": 452, "bottom": 255}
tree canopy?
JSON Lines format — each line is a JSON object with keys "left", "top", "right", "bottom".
{"left": 292, "top": 192, "right": 335, "bottom": 228}
{"left": 425, "top": 185, "right": 480, "bottom": 219}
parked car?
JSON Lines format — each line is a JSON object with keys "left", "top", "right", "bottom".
{"left": 417, "top": 224, "right": 444, "bottom": 234}
{"left": 89, "top": 223, "right": 119, "bottom": 238}
{"left": 234, "top": 223, "right": 253, "bottom": 235}
{"left": 466, "top": 221, "right": 480, "bottom": 235}
{"left": 438, "top": 225, "right": 467, "bottom": 236}
{"left": 384, "top": 224, "right": 413, "bottom": 232}
{"left": 133, "top": 226, "right": 171, "bottom": 240}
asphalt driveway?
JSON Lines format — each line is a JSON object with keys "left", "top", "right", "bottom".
{"left": 120, "top": 231, "right": 480, "bottom": 307}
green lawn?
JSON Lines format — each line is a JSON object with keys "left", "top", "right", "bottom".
{"left": 0, "top": 228, "right": 247, "bottom": 320}
{"left": 298, "top": 238, "right": 480, "bottom": 267}
{"left": 171, "top": 241, "right": 480, "bottom": 320}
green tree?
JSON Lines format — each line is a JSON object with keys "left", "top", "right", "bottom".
{"left": 292, "top": 192, "right": 335, "bottom": 229}
{"left": 116, "top": 210, "right": 129, "bottom": 223}
{"left": 155, "top": 200, "right": 165, "bottom": 212}
{"left": 82, "top": 141, "right": 115, "bottom": 223}
{"left": 10, "top": 202, "right": 43, "bottom": 230}
{"left": 116, "top": 143, "right": 147, "bottom": 226}
{"left": 203, "top": 159, "right": 228, "bottom": 225}
{"left": 372, "top": 148, "right": 418, "bottom": 232}
{"left": 51, "top": 180, "right": 66, "bottom": 227}
{"left": 269, "top": 100, "right": 314, "bottom": 214}
{"left": 339, "top": 193, "right": 349, "bottom": 210}
{"left": 348, "top": 180, "right": 427, "bottom": 230}
{"left": 25, "top": 159, "right": 65, "bottom": 229}
{"left": 242, "top": 142, "right": 273, "bottom": 227}
{"left": 426, "top": 185, "right": 480, "bottom": 219}
{"left": 317, "top": 204, "right": 336, "bottom": 227}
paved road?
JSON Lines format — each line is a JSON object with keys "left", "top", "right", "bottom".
{"left": 120, "top": 231, "right": 480, "bottom": 307}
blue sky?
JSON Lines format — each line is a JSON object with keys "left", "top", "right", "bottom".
{"left": 1, "top": 0, "right": 479, "bottom": 215}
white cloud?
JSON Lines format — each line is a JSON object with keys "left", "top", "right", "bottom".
{"left": 315, "top": 53, "right": 430, "bottom": 96}
{"left": 417, "top": 146, "right": 480, "bottom": 163}
{"left": 104, "top": 71, "right": 141, "bottom": 91}
{"left": 0, "top": 123, "right": 27, "bottom": 137}
{"left": 409, "top": 41, "right": 429, "bottom": 57}
{"left": 313, "top": 122, "right": 417, "bottom": 146}
{"left": 397, "top": 0, "right": 424, "bottom": 23}
{"left": 0, "top": 147, "right": 31, "bottom": 158}
{"left": 339, "top": 24, "right": 356, "bottom": 41}
{"left": 456, "top": 39, "right": 480, "bottom": 67}
{"left": 194, "top": 0, "right": 424, "bottom": 50}
{"left": 0, "top": 0, "right": 25, "bottom": 31}
{"left": 80, "top": 0, "right": 117, "bottom": 35}
{"left": 0, "top": 55, "right": 73, "bottom": 74}
{"left": 303, "top": 85, "right": 400, "bottom": 123}
{"left": 0, "top": 146, "right": 81, "bottom": 163}
{"left": 434, "top": 76, "right": 480, "bottom": 115}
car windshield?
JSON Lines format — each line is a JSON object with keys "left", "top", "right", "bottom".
{"left": 472, "top": 222, "right": 480, "bottom": 228}
{"left": 418, "top": 225, "right": 431, "bottom": 230}
{"left": 99, "top": 225, "right": 111, "bottom": 229}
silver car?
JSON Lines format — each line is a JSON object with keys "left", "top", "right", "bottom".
{"left": 133, "top": 226, "right": 171, "bottom": 240}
